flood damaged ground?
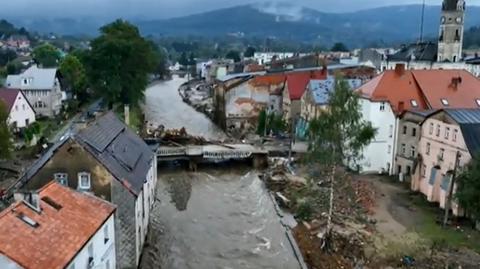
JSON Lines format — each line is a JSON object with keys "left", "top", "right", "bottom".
{"left": 140, "top": 165, "right": 301, "bottom": 269}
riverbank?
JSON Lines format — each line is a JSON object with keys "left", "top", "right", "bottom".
{"left": 178, "top": 79, "right": 214, "bottom": 120}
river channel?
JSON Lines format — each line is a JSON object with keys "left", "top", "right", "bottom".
{"left": 140, "top": 77, "right": 300, "bottom": 269}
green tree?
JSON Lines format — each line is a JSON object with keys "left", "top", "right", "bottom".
{"left": 244, "top": 46, "right": 256, "bottom": 58}
{"left": 308, "top": 76, "right": 376, "bottom": 246}
{"left": 257, "top": 110, "right": 267, "bottom": 135}
{"left": 330, "top": 42, "right": 349, "bottom": 52}
{"left": 33, "top": 43, "right": 60, "bottom": 67}
{"left": 0, "top": 100, "right": 12, "bottom": 159}
{"left": 456, "top": 156, "right": 480, "bottom": 222}
{"left": 178, "top": 52, "right": 189, "bottom": 67}
{"left": 59, "top": 55, "right": 88, "bottom": 103}
{"left": 148, "top": 41, "right": 169, "bottom": 79}
{"left": 226, "top": 50, "right": 241, "bottom": 62}
{"left": 85, "top": 20, "right": 158, "bottom": 106}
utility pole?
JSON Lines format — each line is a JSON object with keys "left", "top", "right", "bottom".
{"left": 419, "top": 0, "right": 426, "bottom": 43}
{"left": 443, "top": 151, "right": 461, "bottom": 228}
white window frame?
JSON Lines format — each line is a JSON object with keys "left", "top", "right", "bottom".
{"left": 476, "top": 99, "right": 480, "bottom": 107}
{"left": 379, "top": 102, "right": 386, "bottom": 111}
{"left": 426, "top": 142, "right": 431, "bottom": 155}
{"left": 410, "top": 99, "right": 418, "bottom": 107}
{"left": 445, "top": 127, "right": 450, "bottom": 139}
{"left": 429, "top": 123, "right": 434, "bottom": 135}
{"left": 78, "top": 172, "right": 91, "bottom": 190}
{"left": 441, "top": 99, "right": 449, "bottom": 106}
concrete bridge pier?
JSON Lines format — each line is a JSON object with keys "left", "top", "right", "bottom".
{"left": 252, "top": 154, "right": 268, "bottom": 169}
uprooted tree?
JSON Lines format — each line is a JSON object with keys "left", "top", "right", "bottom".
{"left": 307, "top": 76, "right": 376, "bottom": 249}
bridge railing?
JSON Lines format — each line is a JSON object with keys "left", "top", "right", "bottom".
{"left": 203, "top": 151, "right": 252, "bottom": 160}
{"left": 157, "top": 147, "right": 187, "bottom": 156}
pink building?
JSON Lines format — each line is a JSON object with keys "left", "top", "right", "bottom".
{"left": 414, "top": 109, "right": 480, "bottom": 215}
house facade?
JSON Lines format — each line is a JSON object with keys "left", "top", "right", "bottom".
{"left": 14, "top": 112, "right": 157, "bottom": 269}
{"left": 6, "top": 65, "right": 65, "bottom": 117}
{"left": 0, "top": 181, "right": 116, "bottom": 269}
{"left": 0, "top": 88, "right": 35, "bottom": 130}
{"left": 395, "top": 110, "right": 437, "bottom": 182}
{"left": 413, "top": 109, "right": 480, "bottom": 216}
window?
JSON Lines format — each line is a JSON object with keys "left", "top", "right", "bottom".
{"left": 401, "top": 143, "right": 406, "bottom": 155}
{"left": 411, "top": 146, "right": 416, "bottom": 158}
{"left": 412, "top": 128, "right": 416, "bottom": 137}
{"left": 87, "top": 243, "right": 93, "bottom": 264}
{"left": 380, "top": 102, "right": 385, "bottom": 111}
{"left": 397, "top": 165, "right": 402, "bottom": 174}
{"left": 403, "top": 126, "right": 407, "bottom": 135}
{"left": 15, "top": 105, "right": 18, "bottom": 111}
{"left": 54, "top": 173, "right": 68, "bottom": 186}
{"left": 389, "top": 125, "right": 393, "bottom": 138}
{"left": 68, "top": 264, "right": 75, "bottom": 269}
{"left": 104, "top": 224, "right": 109, "bottom": 243}
{"left": 439, "top": 148, "right": 445, "bottom": 161}
{"left": 22, "top": 104, "right": 25, "bottom": 110}
{"left": 453, "top": 129, "right": 458, "bottom": 142}
{"left": 436, "top": 124, "right": 441, "bottom": 137}
{"left": 426, "top": 142, "right": 431, "bottom": 155}
{"left": 441, "top": 99, "right": 449, "bottom": 106}
{"left": 406, "top": 166, "right": 411, "bottom": 175}
{"left": 388, "top": 145, "right": 391, "bottom": 154}
{"left": 78, "top": 172, "right": 91, "bottom": 190}
{"left": 476, "top": 99, "right": 480, "bottom": 107}
{"left": 422, "top": 164, "right": 427, "bottom": 177}
{"left": 445, "top": 127, "right": 450, "bottom": 139}
{"left": 429, "top": 123, "right": 434, "bottom": 135}
{"left": 410, "top": 100, "right": 418, "bottom": 107}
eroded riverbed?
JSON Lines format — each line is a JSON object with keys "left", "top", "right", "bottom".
{"left": 140, "top": 77, "right": 300, "bottom": 269}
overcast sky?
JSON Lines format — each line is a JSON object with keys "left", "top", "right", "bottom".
{"left": 2, "top": 0, "right": 480, "bottom": 19}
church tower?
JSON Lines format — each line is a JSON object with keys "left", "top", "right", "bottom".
{"left": 437, "top": 0, "right": 465, "bottom": 62}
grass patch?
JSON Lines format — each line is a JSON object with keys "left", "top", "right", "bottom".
{"left": 406, "top": 192, "right": 480, "bottom": 252}
{"left": 36, "top": 118, "right": 61, "bottom": 138}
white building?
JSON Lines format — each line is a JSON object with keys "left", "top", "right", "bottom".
{"left": 0, "top": 181, "right": 116, "bottom": 269}
{"left": 6, "top": 65, "right": 66, "bottom": 117}
{"left": 253, "top": 52, "right": 297, "bottom": 65}
{"left": 0, "top": 88, "right": 36, "bottom": 130}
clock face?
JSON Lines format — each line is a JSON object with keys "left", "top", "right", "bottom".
{"left": 456, "top": 17, "right": 462, "bottom": 23}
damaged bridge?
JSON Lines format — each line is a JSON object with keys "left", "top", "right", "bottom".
{"left": 155, "top": 143, "right": 269, "bottom": 169}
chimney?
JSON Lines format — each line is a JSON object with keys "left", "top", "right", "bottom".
{"left": 124, "top": 104, "right": 130, "bottom": 126}
{"left": 451, "top": 76, "right": 462, "bottom": 90}
{"left": 15, "top": 191, "right": 41, "bottom": 213}
{"left": 395, "top": 64, "right": 405, "bottom": 76}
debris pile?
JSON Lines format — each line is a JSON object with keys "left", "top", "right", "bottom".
{"left": 351, "top": 180, "right": 376, "bottom": 215}
{"left": 142, "top": 123, "right": 208, "bottom": 145}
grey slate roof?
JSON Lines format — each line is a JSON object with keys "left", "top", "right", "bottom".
{"left": 14, "top": 112, "right": 154, "bottom": 196}
{"left": 387, "top": 42, "right": 437, "bottom": 62}
{"left": 76, "top": 112, "right": 154, "bottom": 195}
{"left": 6, "top": 65, "right": 58, "bottom": 90}
{"left": 308, "top": 77, "right": 362, "bottom": 105}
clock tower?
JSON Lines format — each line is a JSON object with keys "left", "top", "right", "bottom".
{"left": 437, "top": 0, "right": 465, "bottom": 62}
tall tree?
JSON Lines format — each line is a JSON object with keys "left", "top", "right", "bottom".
{"left": 85, "top": 20, "right": 158, "bottom": 106}
{"left": 0, "top": 100, "right": 12, "bottom": 159}
{"left": 244, "top": 46, "right": 256, "bottom": 58}
{"left": 59, "top": 54, "right": 88, "bottom": 102}
{"left": 32, "top": 43, "right": 60, "bottom": 67}
{"left": 330, "top": 42, "right": 349, "bottom": 52}
{"left": 226, "top": 50, "right": 241, "bottom": 62}
{"left": 308, "top": 77, "right": 376, "bottom": 246}
{"left": 456, "top": 155, "right": 480, "bottom": 222}
{"left": 257, "top": 110, "right": 267, "bottom": 135}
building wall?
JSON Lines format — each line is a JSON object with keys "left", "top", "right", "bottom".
{"left": 111, "top": 177, "right": 137, "bottom": 269}
{"left": 23, "top": 139, "right": 113, "bottom": 201}
{"left": 381, "top": 60, "right": 480, "bottom": 77}
{"left": 395, "top": 113, "right": 424, "bottom": 182}
{"left": 438, "top": 3, "right": 465, "bottom": 62}
{"left": 358, "top": 99, "right": 396, "bottom": 174}
{"left": 66, "top": 214, "right": 116, "bottom": 269}
{"left": 415, "top": 117, "right": 470, "bottom": 215}
{"left": 21, "top": 77, "right": 63, "bottom": 117}
{"left": 8, "top": 92, "right": 36, "bottom": 128}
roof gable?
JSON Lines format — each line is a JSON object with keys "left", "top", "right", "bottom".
{"left": 286, "top": 70, "right": 327, "bottom": 100}
{"left": 0, "top": 88, "right": 20, "bottom": 112}
{"left": 0, "top": 182, "right": 115, "bottom": 269}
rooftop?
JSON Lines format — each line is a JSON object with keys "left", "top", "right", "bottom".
{"left": 6, "top": 65, "right": 58, "bottom": 90}
{"left": 308, "top": 77, "right": 362, "bottom": 105}
{"left": 0, "top": 88, "right": 21, "bottom": 112}
{"left": 0, "top": 181, "right": 115, "bottom": 269}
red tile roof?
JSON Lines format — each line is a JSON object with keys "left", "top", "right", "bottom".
{"left": 0, "top": 88, "right": 21, "bottom": 112}
{"left": 357, "top": 68, "right": 480, "bottom": 114}
{"left": 286, "top": 70, "right": 327, "bottom": 100}
{"left": 249, "top": 73, "right": 286, "bottom": 87}
{"left": 0, "top": 181, "right": 116, "bottom": 269}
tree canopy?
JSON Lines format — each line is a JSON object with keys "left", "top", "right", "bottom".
{"left": 308, "top": 77, "right": 376, "bottom": 169}
{"left": 59, "top": 54, "right": 88, "bottom": 103}
{"left": 226, "top": 50, "right": 241, "bottom": 62}
{"left": 0, "top": 49, "right": 17, "bottom": 67}
{"left": 244, "top": 46, "right": 256, "bottom": 58}
{"left": 32, "top": 43, "right": 61, "bottom": 68}
{"left": 85, "top": 20, "right": 158, "bottom": 106}
{"left": 456, "top": 155, "right": 480, "bottom": 221}
{"left": 0, "top": 100, "right": 12, "bottom": 159}
{"left": 330, "top": 42, "right": 349, "bottom": 52}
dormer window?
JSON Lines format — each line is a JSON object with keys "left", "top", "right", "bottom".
{"left": 78, "top": 172, "right": 91, "bottom": 190}
{"left": 54, "top": 173, "right": 68, "bottom": 186}
{"left": 410, "top": 100, "right": 418, "bottom": 107}
{"left": 476, "top": 99, "right": 480, "bottom": 107}
{"left": 441, "top": 99, "right": 449, "bottom": 106}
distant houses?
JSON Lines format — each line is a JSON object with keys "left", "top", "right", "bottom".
{"left": 6, "top": 65, "right": 66, "bottom": 118}
{"left": 13, "top": 112, "right": 157, "bottom": 268}
{"left": 0, "top": 88, "right": 36, "bottom": 131}
{"left": 0, "top": 181, "right": 116, "bottom": 269}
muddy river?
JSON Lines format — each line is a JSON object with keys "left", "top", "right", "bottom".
{"left": 140, "top": 77, "right": 300, "bottom": 269}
